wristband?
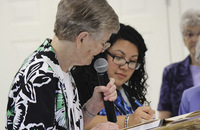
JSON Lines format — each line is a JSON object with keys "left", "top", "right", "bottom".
{"left": 82, "top": 103, "right": 96, "bottom": 118}
{"left": 125, "top": 114, "right": 130, "bottom": 128}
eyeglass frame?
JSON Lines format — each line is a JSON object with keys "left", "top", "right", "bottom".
{"left": 105, "top": 50, "right": 141, "bottom": 70}
{"left": 101, "top": 42, "right": 111, "bottom": 50}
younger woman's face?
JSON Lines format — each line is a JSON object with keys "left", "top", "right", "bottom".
{"left": 107, "top": 39, "right": 139, "bottom": 88}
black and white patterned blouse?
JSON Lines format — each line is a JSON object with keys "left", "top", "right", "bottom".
{"left": 6, "top": 39, "right": 83, "bottom": 130}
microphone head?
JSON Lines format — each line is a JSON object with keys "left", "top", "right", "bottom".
{"left": 94, "top": 58, "right": 108, "bottom": 73}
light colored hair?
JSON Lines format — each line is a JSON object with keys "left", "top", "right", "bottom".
{"left": 54, "top": 0, "right": 119, "bottom": 41}
{"left": 180, "top": 9, "right": 200, "bottom": 36}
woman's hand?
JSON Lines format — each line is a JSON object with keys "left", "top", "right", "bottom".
{"left": 129, "top": 106, "right": 155, "bottom": 126}
{"left": 90, "top": 78, "right": 117, "bottom": 112}
{"left": 83, "top": 78, "right": 117, "bottom": 127}
{"left": 91, "top": 122, "right": 119, "bottom": 130}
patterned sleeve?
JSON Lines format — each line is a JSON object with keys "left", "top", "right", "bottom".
{"left": 6, "top": 61, "right": 57, "bottom": 130}
{"left": 157, "top": 67, "right": 172, "bottom": 111}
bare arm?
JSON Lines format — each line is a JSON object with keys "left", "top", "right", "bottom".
{"left": 158, "top": 111, "right": 172, "bottom": 119}
{"left": 85, "top": 106, "right": 155, "bottom": 129}
{"left": 82, "top": 78, "right": 117, "bottom": 128}
{"left": 85, "top": 115, "right": 126, "bottom": 130}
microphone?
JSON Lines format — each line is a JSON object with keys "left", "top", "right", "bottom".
{"left": 94, "top": 58, "right": 117, "bottom": 123}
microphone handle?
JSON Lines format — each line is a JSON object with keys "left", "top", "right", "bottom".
{"left": 97, "top": 73, "right": 117, "bottom": 123}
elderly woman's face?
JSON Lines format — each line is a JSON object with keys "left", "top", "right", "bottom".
{"left": 106, "top": 39, "right": 139, "bottom": 88}
{"left": 183, "top": 25, "right": 200, "bottom": 58}
{"left": 79, "top": 33, "right": 112, "bottom": 65}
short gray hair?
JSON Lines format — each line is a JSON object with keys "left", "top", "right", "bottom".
{"left": 180, "top": 9, "right": 200, "bottom": 36}
{"left": 54, "top": 0, "right": 119, "bottom": 41}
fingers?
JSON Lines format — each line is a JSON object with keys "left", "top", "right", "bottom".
{"left": 98, "top": 85, "right": 117, "bottom": 101}
{"left": 147, "top": 108, "right": 155, "bottom": 118}
{"left": 134, "top": 106, "right": 155, "bottom": 120}
{"left": 107, "top": 78, "right": 115, "bottom": 85}
{"left": 91, "top": 78, "right": 116, "bottom": 110}
{"left": 103, "top": 89, "right": 117, "bottom": 101}
{"left": 100, "top": 78, "right": 117, "bottom": 101}
{"left": 144, "top": 106, "right": 155, "bottom": 119}
{"left": 129, "top": 106, "right": 156, "bottom": 126}
{"left": 91, "top": 122, "right": 119, "bottom": 130}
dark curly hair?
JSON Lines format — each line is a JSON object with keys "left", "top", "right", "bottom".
{"left": 71, "top": 23, "right": 149, "bottom": 109}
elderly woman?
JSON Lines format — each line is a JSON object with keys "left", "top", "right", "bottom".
{"left": 5, "top": 0, "right": 120, "bottom": 129}
{"left": 179, "top": 36, "right": 200, "bottom": 115}
{"left": 158, "top": 9, "right": 200, "bottom": 119}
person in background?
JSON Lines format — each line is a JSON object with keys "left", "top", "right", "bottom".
{"left": 5, "top": 0, "right": 120, "bottom": 129}
{"left": 179, "top": 36, "right": 200, "bottom": 115}
{"left": 179, "top": 85, "right": 200, "bottom": 115}
{"left": 71, "top": 23, "right": 155, "bottom": 129}
{"left": 158, "top": 9, "right": 200, "bottom": 119}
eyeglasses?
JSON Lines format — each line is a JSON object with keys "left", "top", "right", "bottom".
{"left": 106, "top": 51, "right": 141, "bottom": 70}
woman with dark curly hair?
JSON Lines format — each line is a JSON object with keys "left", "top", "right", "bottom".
{"left": 71, "top": 23, "right": 155, "bottom": 129}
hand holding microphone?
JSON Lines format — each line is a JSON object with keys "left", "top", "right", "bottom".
{"left": 94, "top": 58, "right": 117, "bottom": 123}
